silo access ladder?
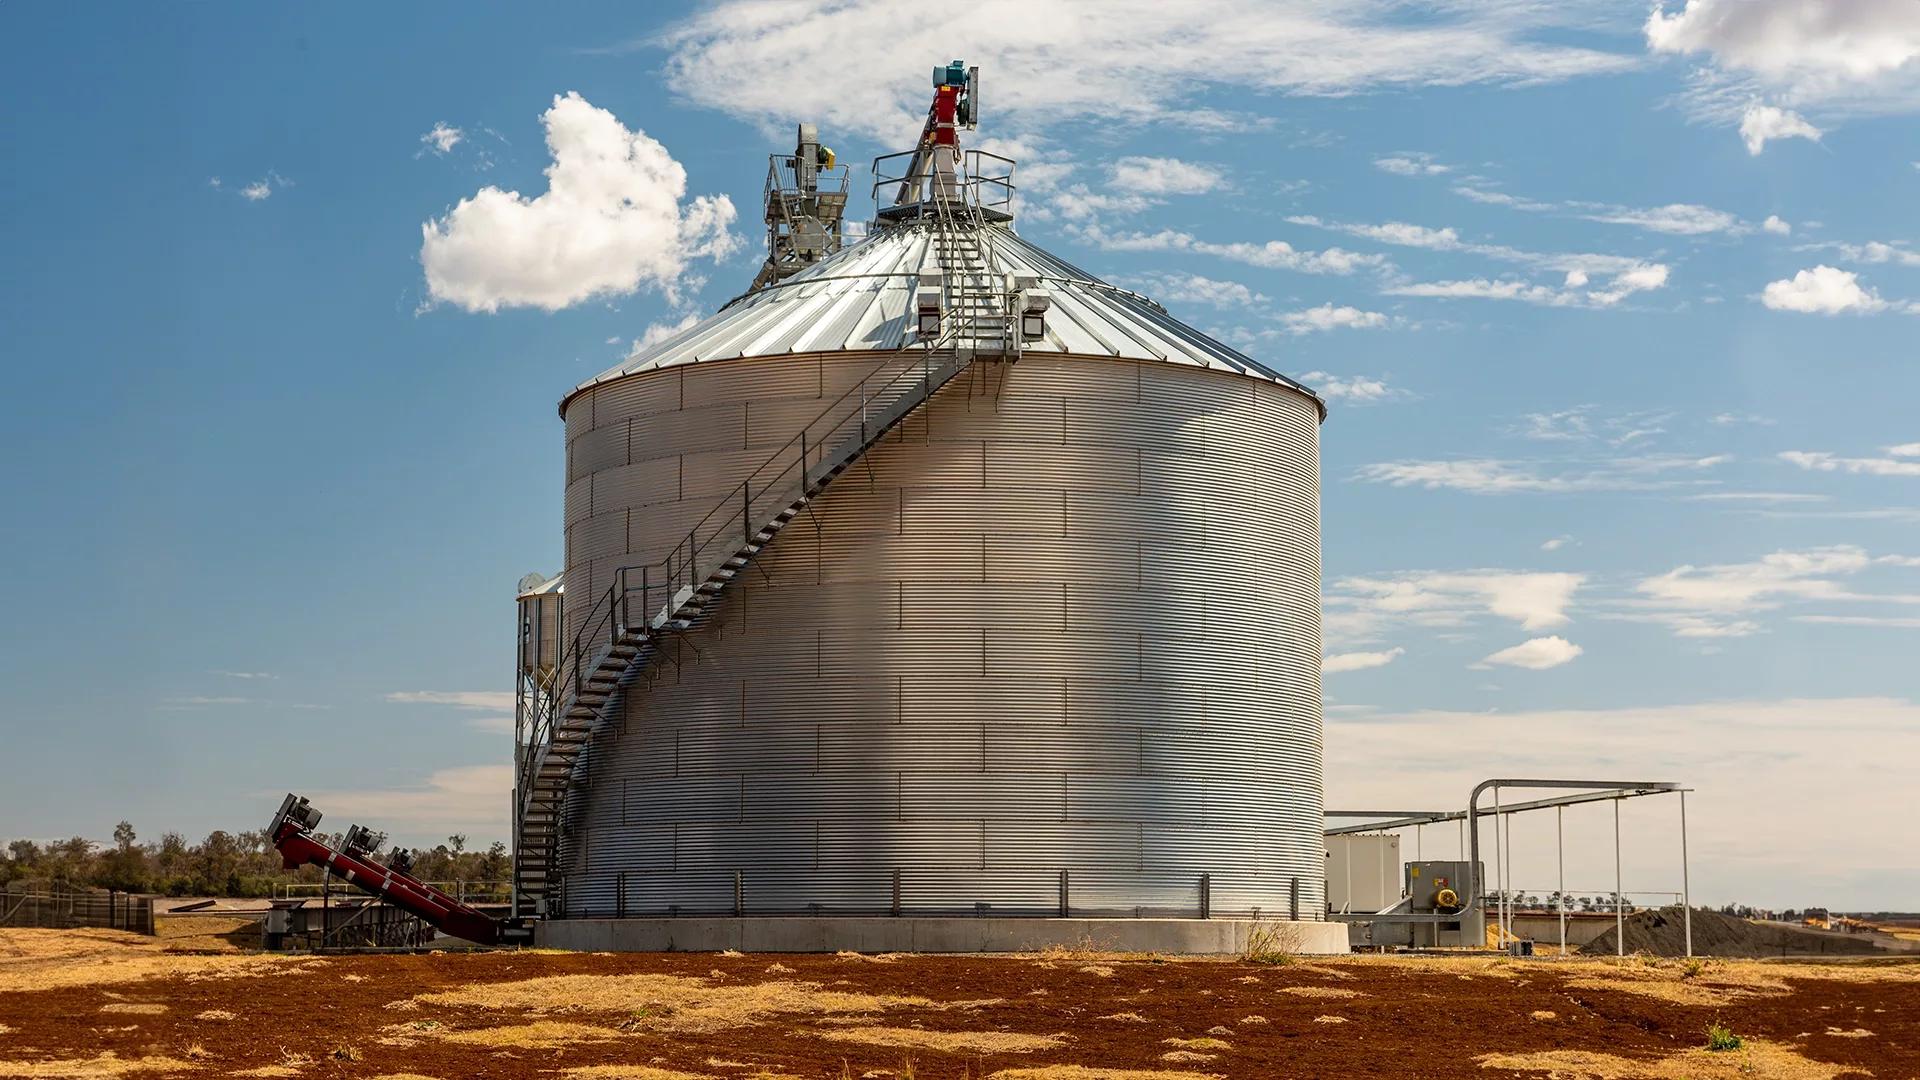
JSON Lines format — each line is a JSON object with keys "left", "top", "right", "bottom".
{"left": 512, "top": 198, "right": 1017, "bottom": 917}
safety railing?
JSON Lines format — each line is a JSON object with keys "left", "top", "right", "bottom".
{"left": 516, "top": 344, "right": 956, "bottom": 805}
{"left": 870, "top": 149, "right": 1017, "bottom": 216}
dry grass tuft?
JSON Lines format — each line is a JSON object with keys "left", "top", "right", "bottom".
{"left": 1238, "top": 1016, "right": 1268, "bottom": 1025}
{"left": 815, "top": 1027, "right": 1064, "bottom": 1053}
{"left": 1160, "top": 1038, "right": 1229, "bottom": 1051}
{"left": 0, "top": 929, "right": 297, "bottom": 993}
{"left": 97, "top": 1004, "right": 167, "bottom": 1015}
{"left": 0, "top": 1054, "right": 199, "bottom": 1077}
{"left": 560, "top": 1060, "right": 721, "bottom": 1068}
{"left": 1097, "top": 1012, "right": 1147, "bottom": 1023}
{"left": 1278, "top": 986, "right": 1360, "bottom": 999}
{"left": 367, "top": 1074, "right": 445, "bottom": 1080}
{"left": 1076, "top": 965, "right": 1114, "bottom": 978}
{"left": 1530, "top": 1010, "right": 1557, "bottom": 1021}
{"left": 229, "top": 1069, "right": 299, "bottom": 1078}
{"left": 766, "top": 963, "right": 794, "bottom": 974}
{"left": 1821, "top": 1027, "right": 1872, "bottom": 1038}
{"left": 1312, "top": 1015, "right": 1348, "bottom": 1025}
{"left": 1475, "top": 1040, "right": 1851, "bottom": 1079}
{"left": 432, "top": 1021, "right": 627, "bottom": 1049}
{"left": 990, "top": 1060, "right": 1213, "bottom": 1068}
{"left": 1158, "top": 1052, "right": 1215, "bottom": 1064}
{"left": 190, "top": 1010, "right": 234, "bottom": 1022}
{"left": 414, "top": 972, "right": 936, "bottom": 1034}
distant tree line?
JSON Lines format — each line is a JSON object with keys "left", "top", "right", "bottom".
{"left": 3, "top": 822, "right": 508, "bottom": 898}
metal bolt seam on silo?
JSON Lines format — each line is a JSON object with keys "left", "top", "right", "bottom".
{"left": 516, "top": 75, "right": 1330, "bottom": 943}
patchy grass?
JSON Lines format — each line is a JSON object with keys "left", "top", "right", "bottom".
{"left": 814, "top": 1027, "right": 1064, "bottom": 1054}
{"left": 552, "top": 1060, "right": 718, "bottom": 1068}
{"left": 988, "top": 1070, "right": 1221, "bottom": 1080}
{"left": 0, "top": 929, "right": 298, "bottom": 993}
{"left": 1157, "top": 1051, "right": 1216, "bottom": 1064}
{"left": 556, "top": 1069, "right": 714, "bottom": 1080}
{"left": 411, "top": 973, "right": 938, "bottom": 1034}
{"left": 1160, "top": 1038, "right": 1229, "bottom": 1051}
{"left": 1476, "top": 1041, "right": 1852, "bottom": 1079}
{"left": 189, "top": 1010, "right": 233, "bottom": 1022}
{"left": 1312, "top": 1015, "right": 1348, "bottom": 1025}
{"left": 431, "top": 1020, "right": 628, "bottom": 1049}
{"left": 990, "top": 1060, "right": 1213, "bottom": 1068}
{"left": 1096, "top": 1012, "right": 1147, "bottom": 1023}
{"left": 1705, "top": 1023, "right": 1742, "bottom": 1052}
{"left": 1278, "top": 986, "right": 1361, "bottom": 1000}
{"left": 0, "top": 1054, "right": 199, "bottom": 1077}
{"left": 1530, "top": 1010, "right": 1557, "bottom": 1021}
{"left": 97, "top": 1004, "right": 167, "bottom": 1015}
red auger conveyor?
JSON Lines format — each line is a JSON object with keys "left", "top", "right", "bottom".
{"left": 268, "top": 793, "right": 530, "bottom": 946}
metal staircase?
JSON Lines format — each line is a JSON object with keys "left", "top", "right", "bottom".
{"left": 513, "top": 190, "right": 1017, "bottom": 917}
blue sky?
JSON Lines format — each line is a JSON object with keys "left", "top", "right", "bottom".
{"left": 3, "top": 2, "right": 1917, "bottom": 910}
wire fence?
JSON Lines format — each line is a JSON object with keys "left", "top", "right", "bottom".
{"left": 0, "top": 884, "right": 155, "bottom": 934}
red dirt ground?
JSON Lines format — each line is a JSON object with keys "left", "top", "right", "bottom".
{"left": 1, "top": 929, "right": 1915, "bottom": 1079}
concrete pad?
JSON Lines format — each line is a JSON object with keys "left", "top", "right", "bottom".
{"left": 537, "top": 916, "right": 1347, "bottom": 955}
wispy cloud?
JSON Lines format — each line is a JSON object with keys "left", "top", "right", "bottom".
{"left": 653, "top": 0, "right": 1637, "bottom": 143}
{"left": 309, "top": 764, "right": 512, "bottom": 838}
{"left": 1355, "top": 454, "right": 1728, "bottom": 495}
{"left": 1300, "top": 370, "right": 1407, "bottom": 403}
{"left": 1476, "top": 635, "right": 1583, "bottom": 670}
{"left": 1322, "top": 647, "right": 1405, "bottom": 674}
{"left": 1623, "top": 544, "right": 1920, "bottom": 637}
{"left": 386, "top": 690, "right": 515, "bottom": 734}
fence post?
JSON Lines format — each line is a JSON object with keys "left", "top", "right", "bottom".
{"left": 1199, "top": 874, "right": 1211, "bottom": 919}
{"left": 1058, "top": 870, "right": 1069, "bottom": 918}
{"left": 1289, "top": 877, "right": 1300, "bottom": 922}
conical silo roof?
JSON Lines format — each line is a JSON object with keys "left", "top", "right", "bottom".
{"left": 564, "top": 221, "right": 1322, "bottom": 416}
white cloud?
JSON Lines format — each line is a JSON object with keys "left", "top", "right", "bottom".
{"left": 1072, "top": 223, "right": 1387, "bottom": 275}
{"left": 655, "top": 1, "right": 1637, "bottom": 143}
{"left": 1647, "top": 1, "right": 1920, "bottom": 111}
{"left": 1541, "top": 536, "right": 1572, "bottom": 551}
{"left": 1109, "top": 156, "right": 1225, "bottom": 195}
{"left": 387, "top": 690, "right": 515, "bottom": 734}
{"left": 1759, "top": 265, "right": 1890, "bottom": 313}
{"left": 1628, "top": 545, "right": 1907, "bottom": 637}
{"left": 1478, "top": 635, "right": 1583, "bottom": 669}
{"left": 1322, "top": 647, "right": 1404, "bottom": 674}
{"left": 419, "top": 92, "right": 740, "bottom": 314}
{"left": 1386, "top": 264, "right": 1669, "bottom": 308}
{"left": 214, "top": 670, "right": 277, "bottom": 680}
{"left": 1575, "top": 202, "right": 1743, "bottom": 235}
{"left": 627, "top": 311, "right": 704, "bottom": 356}
{"left": 1300, "top": 370, "right": 1405, "bottom": 403}
{"left": 1049, "top": 184, "right": 1155, "bottom": 221}
{"left": 1738, "top": 103, "right": 1824, "bottom": 154}
{"left": 1355, "top": 454, "right": 1727, "bottom": 495}
{"left": 1796, "top": 239, "right": 1920, "bottom": 267}
{"left": 311, "top": 764, "right": 512, "bottom": 839}
{"left": 159, "top": 695, "right": 251, "bottom": 709}
{"left": 1761, "top": 214, "right": 1791, "bottom": 235}
{"left": 1374, "top": 154, "right": 1449, "bottom": 176}
{"left": 420, "top": 121, "right": 465, "bottom": 156}
{"left": 1780, "top": 449, "right": 1920, "bottom": 477}
{"left": 1328, "top": 570, "right": 1585, "bottom": 639}
{"left": 1280, "top": 304, "right": 1389, "bottom": 334}
{"left": 1889, "top": 443, "right": 1920, "bottom": 457}
{"left": 1128, "top": 271, "right": 1268, "bottom": 309}
{"left": 1325, "top": 697, "right": 1920, "bottom": 908}
{"left": 1286, "top": 215, "right": 1461, "bottom": 249}
{"left": 240, "top": 181, "right": 272, "bottom": 201}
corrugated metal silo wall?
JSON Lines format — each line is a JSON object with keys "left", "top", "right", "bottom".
{"left": 555, "top": 352, "right": 1325, "bottom": 919}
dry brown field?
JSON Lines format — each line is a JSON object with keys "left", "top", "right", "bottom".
{"left": 1, "top": 927, "right": 1915, "bottom": 1079}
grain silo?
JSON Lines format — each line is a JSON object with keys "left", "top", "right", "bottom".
{"left": 514, "top": 64, "right": 1342, "bottom": 953}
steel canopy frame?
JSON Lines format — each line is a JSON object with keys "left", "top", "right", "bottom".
{"left": 1324, "top": 778, "right": 1694, "bottom": 957}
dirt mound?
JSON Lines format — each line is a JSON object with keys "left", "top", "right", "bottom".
{"left": 1581, "top": 908, "right": 1887, "bottom": 958}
